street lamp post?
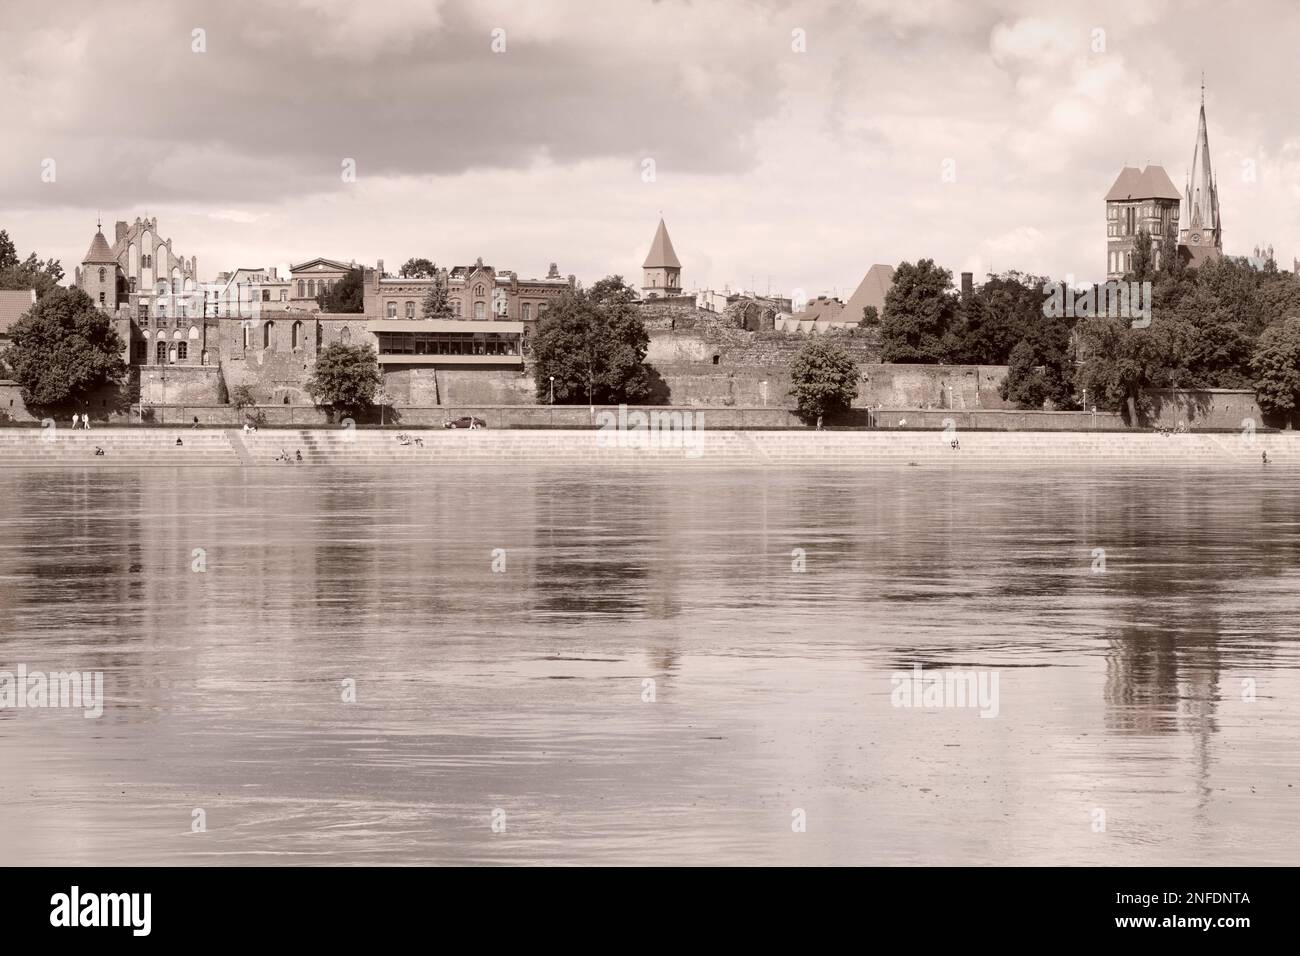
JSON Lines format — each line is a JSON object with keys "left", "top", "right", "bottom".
{"left": 549, "top": 376, "right": 555, "bottom": 405}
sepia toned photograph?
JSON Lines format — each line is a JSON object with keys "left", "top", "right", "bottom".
{"left": 0, "top": 0, "right": 1295, "bottom": 932}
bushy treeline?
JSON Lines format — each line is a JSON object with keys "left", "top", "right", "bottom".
{"left": 877, "top": 241, "right": 1300, "bottom": 422}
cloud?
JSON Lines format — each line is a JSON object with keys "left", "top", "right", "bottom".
{"left": 0, "top": 0, "right": 1295, "bottom": 295}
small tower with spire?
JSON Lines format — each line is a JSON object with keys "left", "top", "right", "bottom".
{"left": 80, "top": 218, "right": 120, "bottom": 311}
{"left": 1179, "top": 76, "right": 1223, "bottom": 264}
{"left": 641, "top": 218, "right": 682, "bottom": 299}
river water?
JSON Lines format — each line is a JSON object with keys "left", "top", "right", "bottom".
{"left": 0, "top": 464, "right": 1297, "bottom": 865}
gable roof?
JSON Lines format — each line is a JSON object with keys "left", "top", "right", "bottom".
{"left": 843, "top": 263, "right": 895, "bottom": 319}
{"left": 642, "top": 219, "right": 681, "bottom": 269}
{"left": 1105, "top": 164, "right": 1181, "bottom": 202}
{"left": 0, "top": 289, "right": 37, "bottom": 335}
{"left": 289, "top": 257, "right": 352, "bottom": 274}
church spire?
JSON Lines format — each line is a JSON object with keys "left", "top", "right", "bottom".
{"left": 1179, "top": 80, "right": 1222, "bottom": 259}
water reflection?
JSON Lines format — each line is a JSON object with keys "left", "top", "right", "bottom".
{"left": 0, "top": 464, "right": 1297, "bottom": 865}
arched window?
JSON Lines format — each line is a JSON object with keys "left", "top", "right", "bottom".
{"left": 156, "top": 341, "right": 167, "bottom": 364}
{"left": 201, "top": 349, "right": 209, "bottom": 366}
{"left": 474, "top": 301, "right": 485, "bottom": 319}
{"left": 188, "top": 325, "right": 199, "bottom": 340}
{"left": 168, "top": 347, "right": 176, "bottom": 364}
{"left": 98, "top": 267, "right": 106, "bottom": 282}
{"left": 177, "top": 342, "right": 188, "bottom": 361}
{"left": 261, "top": 290, "right": 270, "bottom": 302}
{"left": 406, "top": 301, "right": 415, "bottom": 318}
{"left": 386, "top": 302, "right": 397, "bottom": 318}
{"left": 308, "top": 280, "right": 317, "bottom": 297}
{"left": 453, "top": 300, "right": 462, "bottom": 317}
{"left": 291, "top": 320, "right": 302, "bottom": 350}
{"left": 340, "top": 327, "right": 350, "bottom": 344}
{"left": 297, "top": 280, "right": 305, "bottom": 297}
{"left": 263, "top": 320, "right": 275, "bottom": 349}
{"left": 474, "top": 284, "right": 484, "bottom": 296}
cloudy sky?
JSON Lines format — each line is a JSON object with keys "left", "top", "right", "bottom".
{"left": 2, "top": 0, "right": 1297, "bottom": 299}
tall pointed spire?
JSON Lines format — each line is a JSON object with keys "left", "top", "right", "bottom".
{"left": 1179, "top": 79, "right": 1222, "bottom": 261}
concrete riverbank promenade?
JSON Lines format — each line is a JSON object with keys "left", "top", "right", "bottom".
{"left": 0, "top": 427, "right": 1292, "bottom": 467}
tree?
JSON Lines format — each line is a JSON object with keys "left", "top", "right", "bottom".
{"left": 230, "top": 384, "right": 257, "bottom": 409}
{"left": 305, "top": 342, "right": 382, "bottom": 419}
{"left": 879, "top": 259, "right": 960, "bottom": 363}
{"left": 859, "top": 305, "right": 879, "bottom": 328}
{"left": 788, "top": 337, "right": 860, "bottom": 425}
{"left": 399, "top": 257, "right": 435, "bottom": 278}
{"left": 421, "top": 266, "right": 452, "bottom": 319}
{"left": 317, "top": 267, "right": 365, "bottom": 313}
{"left": 530, "top": 276, "right": 652, "bottom": 405}
{"left": 1251, "top": 317, "right": 1300, "bottom": 421}
{"left": 0, "top": 230, "right": 17, "bottom": 269}
{"left": 1073, "top": 316, "right": 1179, "bottom": 424}
{"left": 955, "top": 271, "right": 1045, "bottom": 366}
{"left": 1000, "top": 339, "right": 1048, "bottom": 409}
{"left": 1126, "top": 227, "right": 1154, "bottom": 282}
{"left": 0, "top": 228, "right": 64, "bottom": 299}
{"left": 2, "top": 287, "right": 125, "bottom": 409}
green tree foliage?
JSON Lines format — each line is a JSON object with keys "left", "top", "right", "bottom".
{"left": 0, "top": 228, "right": 65, "bottom": 299}
{"left": 859, "top": 305, "right": 879, "bottom": 328}
{"left": 1251, "top": 317, "right": 1300, "bottom": 420}
{"left": 1000, "top": 339, "right": 1047, "bottom": 409}
{"left": 2, "top": 287, "right": 125, "bottom": 408}
{"left": 1072, "top": 316, "right": 1182, "bottom": 424}
{"left": 1126, "top": 227, "right": 1155, "bottom": 282}
{"left": 788, "top": 337, "right": 860, "bottom": 423}
{"left": 399, "top": 258, "right": 435, "bottom": 278}
{"left": 879, "top": 259, "right": 960, "bottom": 363}
{"left": 420, "top": 266, "right": 453, "bottom": 319}
{"left": 316, "top": 267, "right": 365, "bottom": 313}
{"left": 530, "top": 275, "right": 651, "bottom": 404}
{"left": 305, "top": 342, "right": 382, "bottom": 417}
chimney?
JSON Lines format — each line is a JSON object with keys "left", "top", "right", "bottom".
{"left": 961, "top": 272, "right": 973, "bottom": 298}
{"left": 377, "top": 259, "right": 384, "bottom": 277}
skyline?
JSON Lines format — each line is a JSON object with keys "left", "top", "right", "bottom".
{"left": 3, "top": 0, "right": 1298, "bottom": 298}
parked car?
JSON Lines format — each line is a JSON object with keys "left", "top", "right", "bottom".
{"left": 443, "top": 416, "right": 487, "bottom": 429}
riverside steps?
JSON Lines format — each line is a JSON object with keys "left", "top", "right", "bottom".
{"left": 0, "top": 427, "right": 1295, "bottom": 466}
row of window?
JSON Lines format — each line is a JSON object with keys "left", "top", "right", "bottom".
{"left": 239, "top": 321, "right": 351, "bottom": 351}
{"left": 382, "top": 300, "right": 546, "bottom": 319}
{"left": 297, "top": 279, "right": 338, "bottom": 298}
{"left": 375, "top": 332, "right": 522, "bottom": 357}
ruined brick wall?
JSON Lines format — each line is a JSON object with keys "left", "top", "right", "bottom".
{"left": 217, "top": 313, "right": 365, "bottom": 405}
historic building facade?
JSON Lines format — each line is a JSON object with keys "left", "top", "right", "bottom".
{"left": 75, "top": 217, "right": 214, "bottom": 366}
{"left": 289, "top": 257, "right": 352, "bottom": 311}
{"left": 362, "top": 257, "right": 574, "bottom": 366}
{"left": 1104, "top": 166, "right": 1181, "bottom": 279}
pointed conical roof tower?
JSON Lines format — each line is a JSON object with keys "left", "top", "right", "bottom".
{"left": 641, "top": 218, "right": 682, "bottom": 299}
{"left": 642, "top": 218, "right": 681, "bottom": 269}
{"left": 1179, "top": 78, "right": 1223, "bottom": 261}
{"left": 82, "top": 221, "right": 116, "bottom": 264}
